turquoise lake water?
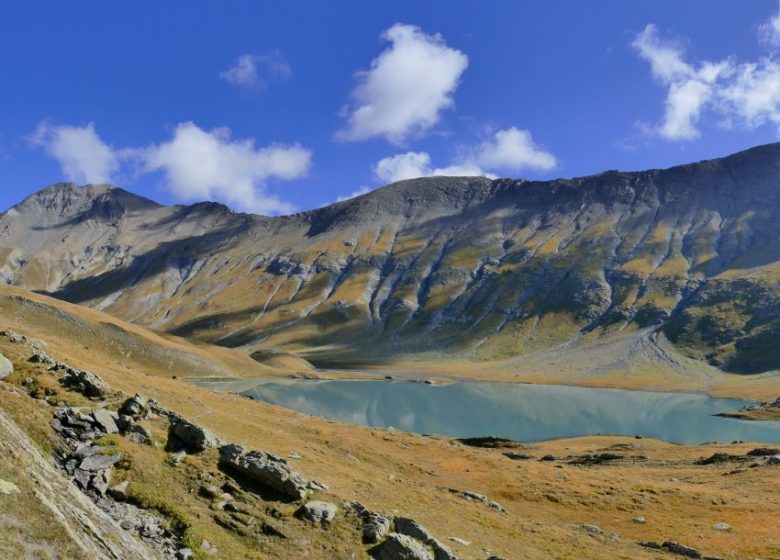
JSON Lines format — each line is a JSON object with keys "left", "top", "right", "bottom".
{"left": 196, "top": 378, "right": 780, "bottom": 444}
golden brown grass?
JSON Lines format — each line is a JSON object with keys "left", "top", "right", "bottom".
{"left": 1, "top": 284, "right": 780, "bottom": 558}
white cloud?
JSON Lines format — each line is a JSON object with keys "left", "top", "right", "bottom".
{"left": 632, "top": 25, "right": 730, "bottom": 140}
{"left": 759, "top": 1, "right": 780, "bottom": 46}
{"left": 220, "top": 51, "right": 291, "bottom": 91}
{"left": 633, "top": 12, "right": 780, "bottom": 140}
{"left": 473, "top": 127, "right": 556, "bottom": 171}
{"left": 372, "top": 127, "right": 555, "bottom": 185}
{"left": 373, "top": 151, "right": 488, "bottom": 183}
{"left": 719, "top": 60, "right": 780, "bottom": 130}
{"left": 29, "top": 122, "right": 118, "bottom": 184}
{"left": 336, "top": 23, "right": 468, "bottom": 144}
{"left": 335, "top": 186, "right": 372, "bottom": 203}
{"left": 374, "top": 151, "right": 432, "bottom": 183}
{"left": 142, "top": 122, "right": 310, "bottom": 214}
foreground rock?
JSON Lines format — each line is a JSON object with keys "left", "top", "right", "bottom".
{"left": 218, "top": 444, "right": 309, "bottom": 501}
{"left": 370, "top": 533, "right": 433, "bottom": 560}
{"left": 167, "top": 418, "right": 221, "bottom": 452}
{"left": 0, "top": 352, "right": 12, "bottom": 379}
{"left": 297, "top": 500, "right": 337, "bottom": 524}
{"left": 363, "top": 511, "right": 392, "bottom": 543}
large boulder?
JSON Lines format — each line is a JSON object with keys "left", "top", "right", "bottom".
{"left": 369, "top": 533, "right": 433, "bottom": 560}
{"left": 167, "top": 419, "right": 221, "bottom": 452}
{"left": 297, "top": 500, "right": 337, "bottom": 524}
{"left": 218, "top": 444, "right": 309, "bottom": 501}
{"left": 394, "top": 518, "right": 458, "bottom": 560}
{"left": 394, "top": 517, "right": 434, "bottom": 542}
{"left": 363, "top": 512, "right": 392, "bottom": 543}
{"left": 0, "top": 353, "right": 12, "bottom": 379}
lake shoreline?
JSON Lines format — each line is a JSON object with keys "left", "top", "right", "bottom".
{"left": 194, "top": 376, "right": 780, "bottom": 445}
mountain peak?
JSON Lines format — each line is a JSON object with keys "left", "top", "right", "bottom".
{"left": 5, "top": 183, "right": 161, "bottom": 223}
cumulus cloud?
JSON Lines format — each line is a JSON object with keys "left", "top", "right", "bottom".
{"left": 29, "top": 122, "right": 119, "bottom": 184}
{"left": 31, "top": 121, "right": 311, "bottom": 215}
{"left": 141, "top": 122, "right": 311, "bottom": 214}
{"left": 372, "top": 127, "right": 555, "bottom": 185}
{"left": 633, "top": 25, "right": 730, "bottom": 140}
{"left": 474, "top": 127, "right": 556, "bottom": 171}
{"left": 759, "top": 2, "right": 780, "bottom": 46}
{"left": 220, "top": 51, "right": 292, "bottom": 91}
{"left": 374, "top": 151, "right": 432, "bottom": 183}
{"left": 634, "top": 11, "right": 780, "bottom": 140}
{"left": 336, "top": 23, "right": 468, "bottom": 144}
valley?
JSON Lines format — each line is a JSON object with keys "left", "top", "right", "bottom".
{"left": 3, "top": 144, "right": 780, "bottom": 558}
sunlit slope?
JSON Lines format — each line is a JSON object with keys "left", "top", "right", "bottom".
{"left": 0, "top": 284, "right": 288, "bottom": 380}
{"left": 4, "top": 143, "right": 780, "bottom": 374}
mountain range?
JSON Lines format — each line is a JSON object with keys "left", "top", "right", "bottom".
{"left": 3, "top": 143, "right": 780, "bottom": 377}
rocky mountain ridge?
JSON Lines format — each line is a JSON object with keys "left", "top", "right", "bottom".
{"left": 4, "top": 143, "right": 780, "bottom": 374}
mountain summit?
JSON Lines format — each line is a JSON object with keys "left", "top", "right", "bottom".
{"left": 4, "top": 143, "right": 780, "bottom": 375}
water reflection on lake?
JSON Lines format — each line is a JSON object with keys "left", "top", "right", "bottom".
{"left": 196, "top": 378, "right": 780, "bottom": 444}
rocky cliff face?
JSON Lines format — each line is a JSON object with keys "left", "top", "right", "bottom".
{"left": 3, "top": 144, "right": 780, "bottom": 373}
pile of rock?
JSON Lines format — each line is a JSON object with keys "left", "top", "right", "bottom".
{"left": 52, "top": 400, "right": 154, "bottom": 447}
{"left": 50, "top": 399, "right": 185, "bottom": 558}
{"left": 369, "top": 516, "right": 459, "bottom": 560}
{"left": 698, "top": 447, "right": 780, "bottom": 466}
{"left": 59, "top": 368, "right": 109, "bottom": 399}
{"left": 345, "top": 503, "right": 459, "bottom": 560}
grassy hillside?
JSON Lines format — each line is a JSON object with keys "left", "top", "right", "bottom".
{"left": 0, "top": 285, "right": 779, "bottom": 559}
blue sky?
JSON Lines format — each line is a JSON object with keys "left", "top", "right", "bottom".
{"left": 2, "top": 1, "right": 780, "bottom": 214}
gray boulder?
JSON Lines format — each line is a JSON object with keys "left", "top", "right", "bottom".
{"left": 0, "top": 353, "right": 12, "bottom": 379}
{"left": 297, "top": 500, "right": 337, "bottom": 524}
{"left": 80, "top": 453, "right": 122, "bottom": 472}
{"left": 168, "top": 419, "right": 220, "bottom": 452}
{"left": 430, "top": 540, "right": 458, "bottom": 560}
{"left": 369, "top": 533, "right": 433, "bottom": 560}
{"left": 394, "top": 518, "right": 458, "bottom": 560}
{"left": 363, "top": 511, "right": 392, "bottom": 543}
{"left": 92, "top": 409, "right": 119, "bottom": 434}
{"left": 219, "top": 444, "right": 309, "bottom": 501}
{"left": 394, "top": 517, "right": 434, "bottom": 542}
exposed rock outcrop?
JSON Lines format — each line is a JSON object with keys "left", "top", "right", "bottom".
{"left": 370, "top": 533, "right": 434, "bottom": 560}
{"left": 167, "top": 418, "right": 221, "bottom": 452}
{"left": 218, "top": 443, "right": 310, "bottom": 501}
